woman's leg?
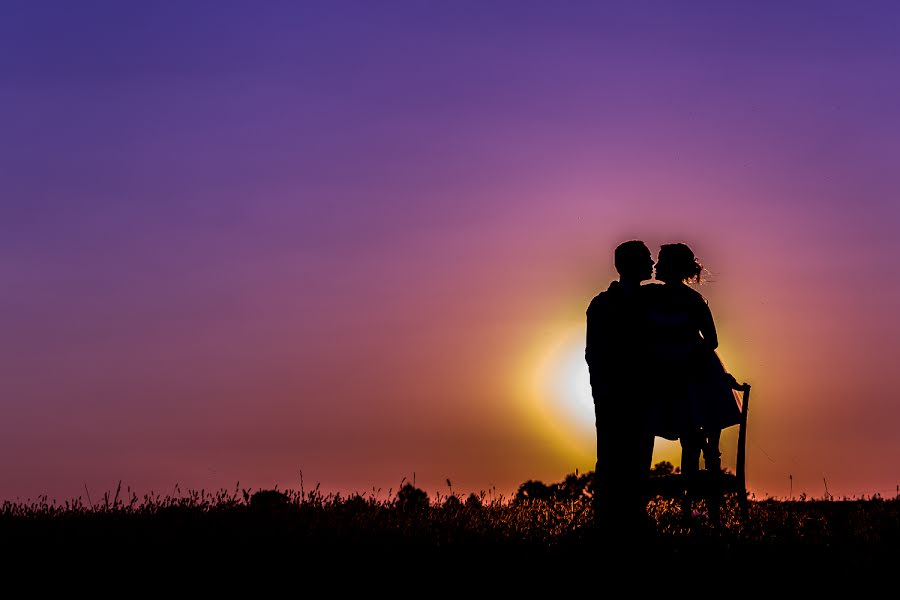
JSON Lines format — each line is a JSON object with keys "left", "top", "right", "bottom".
{"left": 703, "top": 428, "right": 722, "bottom": 472}
{"left": 702, "top": 428, "right": 723, "bottom": 525}
{"left": 680, "top": 430, "right": 702, "bottom": 477}
{"left": 680, "top": 430, "right": 702, "bottom": 517}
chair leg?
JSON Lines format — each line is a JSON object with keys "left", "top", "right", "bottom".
{"left": 738, "top": 489, "right": 749, "bottom": 521}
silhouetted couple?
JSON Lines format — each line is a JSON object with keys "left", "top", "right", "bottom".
{"left": 585, "top": 240, "right": 741, "bottom": 537}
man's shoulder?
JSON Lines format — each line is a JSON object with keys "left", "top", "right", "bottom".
{"left": 588, "top": 290, "right": 610, "bottom": 305}
{"left": 587, "top": 282, "right": 619, "bottom": 313}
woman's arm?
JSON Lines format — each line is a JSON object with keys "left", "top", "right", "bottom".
{"left": 697, "top": 298, "right": 718, "bottom": 353}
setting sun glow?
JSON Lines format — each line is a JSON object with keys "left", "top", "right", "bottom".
{"left": 530, "top": 324, "right": 687, "bottom": 473}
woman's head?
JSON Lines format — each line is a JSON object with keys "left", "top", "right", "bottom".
{"left": 655, "top": 243, "right": 703, "bottom": 284}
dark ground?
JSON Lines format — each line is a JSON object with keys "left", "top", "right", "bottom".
{"left": 2, "top": 481, "right": 897, "bottom": 587}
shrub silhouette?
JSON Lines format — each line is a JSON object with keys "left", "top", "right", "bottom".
{"left": 515, "top": 480, "right": 553, "bottom": 501}
{"left": 516, "top": 472, "right": 594, "bottom": 502}
{"left": 343, "top": 493, "right": 370, "bottom": 513}
{"left": 396, "top": 483, "right": 429, "bottom": 511}
{"left": 250, "top": 489, "right": 289, "bottom": 511}
{"left": 649, "top": 461, "right": 679, "bottom": 477}
{"left": 556, "top": 472, "right": 591, "bottom": 501}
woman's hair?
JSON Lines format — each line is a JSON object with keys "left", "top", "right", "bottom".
{"left": 656, "top": 243, "right": 703, "bottom": 284}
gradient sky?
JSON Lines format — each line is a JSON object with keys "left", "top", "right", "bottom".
{"left": 3, "top": 1, "right": 899, "bottom": 503}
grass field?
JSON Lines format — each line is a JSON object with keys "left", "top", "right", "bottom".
{"left": 3, "top": 471, "right": 897, "bottom": 581}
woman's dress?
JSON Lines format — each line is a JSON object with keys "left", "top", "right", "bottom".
{"left": 646, "top": 284, "right": 741, "bottom": 440}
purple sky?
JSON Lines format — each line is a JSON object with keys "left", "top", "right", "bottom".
{"left": 2, "top": 2, "right": 900, "bottom": 502}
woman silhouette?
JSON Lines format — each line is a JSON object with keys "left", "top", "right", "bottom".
{"left": 648, "top": 244, "right": 741, "bottom": 511}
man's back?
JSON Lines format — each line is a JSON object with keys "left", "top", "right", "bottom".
{"left": 586, "top": 281, "right": 658, "bottom": 394}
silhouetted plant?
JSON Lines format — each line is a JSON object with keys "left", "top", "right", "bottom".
{"left": 515, "top": 480, "right": 553, "bottom": 501}
{"left": 650, "top": 461, "right": 677, "bottom": 477}
{"left": 250, "top": 489, "right": 289, "bottom": 511}
{"left": 555, "top": 471, "right": 592, "bottom": 501}
{"left": 396, "top": 483, "right": 429, "bottom": 511}
{"left": 444, "top": 494, "right": 462, "bottom": 509}
{"left": 517, "top": 472, "right": 594, "bottom": 502}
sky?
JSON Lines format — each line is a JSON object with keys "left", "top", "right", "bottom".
{"left": 2, "top": 1, "right": 899, "bottom": 503}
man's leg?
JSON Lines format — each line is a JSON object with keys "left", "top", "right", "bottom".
{"left": 595, "top": 405, "right": 634, "bottom": 536}
{"left": 593, "top": 402, "right": 614, "bottom": 529}
{"left": 636, "top": 431, "right": 655, "bottom": 506}
{"left": 625, "top": 430, "right": 656, "bottom": 535}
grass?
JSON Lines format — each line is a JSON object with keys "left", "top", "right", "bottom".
{"left": 1, "top": 474, "right": 897, "bottom": 581}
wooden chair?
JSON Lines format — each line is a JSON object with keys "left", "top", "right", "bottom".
{"left": 734, "top": 381, "right": 752, "bottom": 515}
{"left": 646, "top": 380, "right": 752, "bottom": 519}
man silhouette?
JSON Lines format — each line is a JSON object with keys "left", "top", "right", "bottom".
{"left": 585, "top": 240, "right": 656, "bottom": 535}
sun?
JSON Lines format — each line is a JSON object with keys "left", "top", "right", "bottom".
{"left": 527, "top": 325, "right": 596, "bottom": 461}
{"left": 538, "top": 327, "right": 595, "bottom": 438}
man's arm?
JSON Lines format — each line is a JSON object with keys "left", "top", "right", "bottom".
{"left": 585, "top": 295, "right": 609, "bottom": 379}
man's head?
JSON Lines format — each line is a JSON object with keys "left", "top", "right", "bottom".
{"left": 614, "top": 240, "right": 654, "bottom": 282}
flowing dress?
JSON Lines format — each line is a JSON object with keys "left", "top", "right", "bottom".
{"left": 644, "top": 283, "right": 741, "bottom": 440}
